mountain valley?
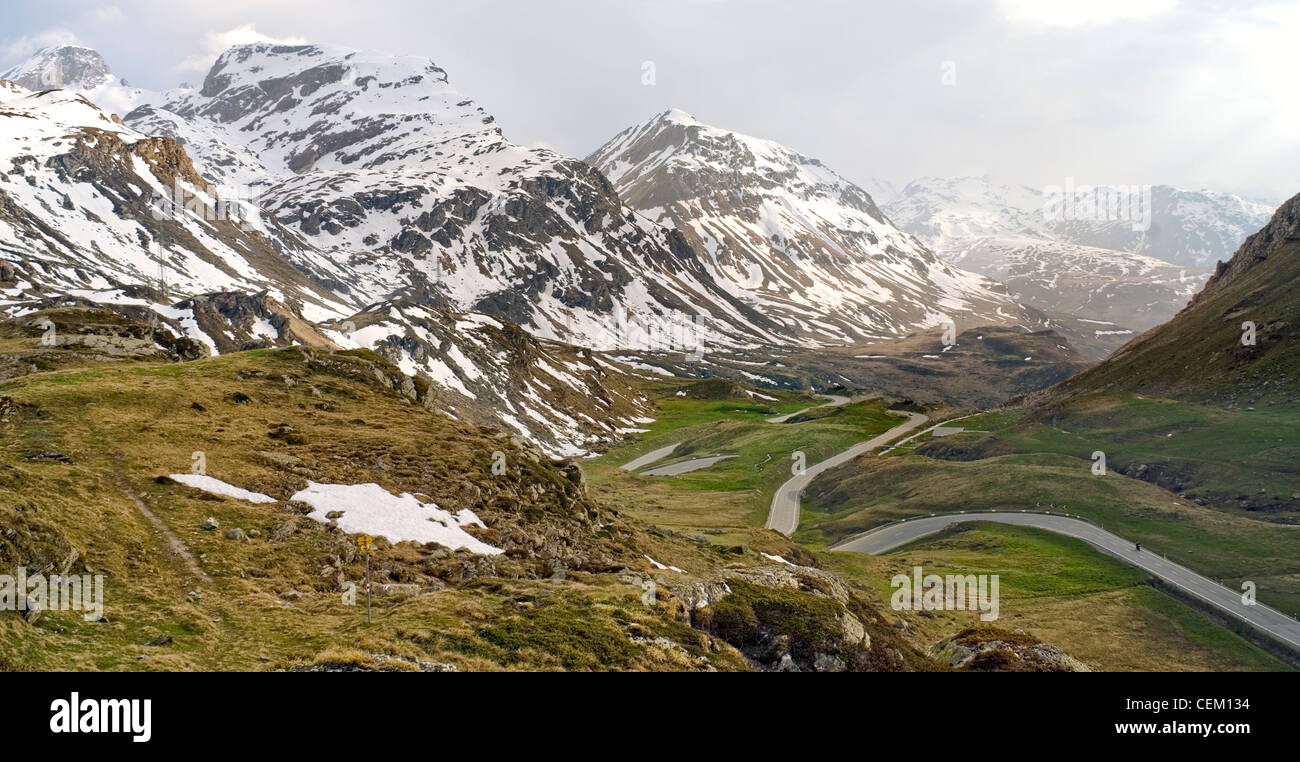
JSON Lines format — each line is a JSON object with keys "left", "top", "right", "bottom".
{"left": 0, "top": 36, "right": 1295, "bottom": 675}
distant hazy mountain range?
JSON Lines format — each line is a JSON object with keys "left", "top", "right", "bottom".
{"left": 882, "top": 175, "right": 1275, "bottom": 331}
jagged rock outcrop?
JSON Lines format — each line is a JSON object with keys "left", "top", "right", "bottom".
{"left": 672, "top": 563, "right": 931, "bottom": 672}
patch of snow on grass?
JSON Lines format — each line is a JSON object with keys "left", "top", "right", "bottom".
{"left": 291, "top": 481, "right": 502, "bottom": 554}
{"left": 169, "top": 474, "right": 277, "bottom": 504}
{"left": 644, "top": 554, "right": 683, "bottom": 573}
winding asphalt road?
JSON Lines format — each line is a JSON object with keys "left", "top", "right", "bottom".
{"left": 620, "top": 442, "right": 679, "bottom": 471}
{"left": 624, "top": 393, "right": 856, "bottom": 474}
{"left": 830, "top": 511, "right": 1300, "bottom": 655}
{"left": 877, "top": 412, "right": 981, "bottom": 453}
{"left": 765, "top": 410, "right": 928, "bottom": 536}
{"left": 766, "top": 394, "right": 851, "bottom": 423}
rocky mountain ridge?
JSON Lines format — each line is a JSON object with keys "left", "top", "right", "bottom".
{"left": 588, "top": 109, "right": 1046, "bottom": 344}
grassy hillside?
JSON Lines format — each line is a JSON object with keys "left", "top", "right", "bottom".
{"left": 586, "top": 383, "right": 909, "bottom": 534}
{"left": 922, "top": 394, "right": 1300, "bottom": 518}
{"left": 1044, "top": 194, "right": 1300, "bottom": 403}
{"left": 825, "top": 522, "right": 1289, "bottom": 671}
{"left": 0, "top": 312, "right": 936, "bottom": 672}
{"left": 584, "top": 382, "right": 1286, "bottom": 670}
{"left": 803, "top": 445, "right": 1300, "bottom": 615}
{"left": 793, "top": 201, "right": 1300, "bottom": 662}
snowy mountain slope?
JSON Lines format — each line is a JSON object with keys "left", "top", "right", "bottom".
{"left": 1049, "top": 185, "right": 1277, "bottom": 270}
{"left": 0, "top": 44, "right": 1107, "bottom": 454}
{"left": 0, "top": 44, "right": 151, "bottom": 119}
{"left": 0, "top": 274, "right": 658, "bottom": 457}
{"left": 1040, "top": 191, "right": 1300, "bottom": 405}
{"left": 1, "top": 45, "right": 115, "bottom": 91}
{"left": 882, "top": 175, "right": 1046, "bottom": 252}
{"left": 0, "top": 80, "right": 356, "bottom": 322}
{"left": 0, "top": 45, "right": 744, "bottom": 455}
{"left": 121, "top": 44, "right": 787, "bottom": 352}
{"left": 949, "top": 236, "right": 1207, "bottom": 331}
{"left": 125, "top": 45, "right": 497, "bottom": 186}
{"left": 317, "top": 300, "right": 658, "bottom": 457}
{"left": 586, "top": 109, "right": 1038, "bottom": 344}
{"left": 883, "top": 176, "right": 1273, "bottom": 337}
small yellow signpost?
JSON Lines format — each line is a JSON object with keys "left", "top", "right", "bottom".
{"left": 357, "top": 535, "right": 375, "bottom": 624}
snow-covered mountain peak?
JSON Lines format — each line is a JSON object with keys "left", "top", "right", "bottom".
{"left": 897, "top": 175, "right": 1042, "bottom": 209}
{"left": 201, "top": 42, "right": 450, "bottom": 94}
{"left": 588, "top": 111, "right": 1050, "bottom": 343}
{"left": 194, "top": 42, "right": 477, "bottom": 134}
{"left": 659, "top": 107, "right": 700, "bottom": 125}
{"left": 128, "top": 42, "right": 501, "bottom": 185}
{"left": 886, "top": 175, "right": 1048, "bottom": 250}
{"left": 592, "top": 109, "right": 885, "bottom": 223}
{"left": 0, "top": 78, "right": 355, "bottom": 321}
{"left": 1, "top": 44, "right": 153, "bottom": 118}
{"left": 1, "top": 45, "right": 115, "bottom": 92}
{"left": 106, "top": 43, "right": 786, "bottom": 351}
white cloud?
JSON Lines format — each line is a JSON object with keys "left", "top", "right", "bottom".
{"left": 89, "top": 6, "right": 124, "bottom": 23}
{"left": 0, "top": 1, "right": 1288, "bottom": 200}
{"left": 1, "top": 28, "right": 81, "bottom": 66}
{"left": 1174, "top": 2, "right": 1300, "bottom": 191}
{"left": 178, "top": 23, "right": 307, "bottom": 72}
{"left": 998, "top": 0, "right": 1177, "bottom": 29}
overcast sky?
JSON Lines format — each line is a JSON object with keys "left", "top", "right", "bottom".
{"left": 3, "top": 0, "right": 1295, "bottom": 202}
